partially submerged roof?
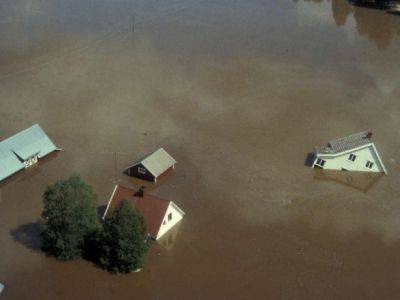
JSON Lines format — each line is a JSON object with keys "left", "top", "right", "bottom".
{"left": 129, "top": 148, "right": 176, "bottom": 177}
{"left": 104, "top": 185, "right": 171, "bottom": 237}
{"left": 316, "top": 131, "right": 373, "bottom": 155}
{"left": 0, "top": 124, "right": 57, "bottom": 181}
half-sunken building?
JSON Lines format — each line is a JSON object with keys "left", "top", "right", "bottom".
{"left": 124, "top": 148, "right": 176, "bottom": 182}
{"left": 103, "top": 185, "right": 185, "bottom": 240}
{"left": 312, "top": 131, "right": 387, "bottom": 174}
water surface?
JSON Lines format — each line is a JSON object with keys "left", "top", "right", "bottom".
{"left": 1, "top": 0, "right": 400, "bottom": 299}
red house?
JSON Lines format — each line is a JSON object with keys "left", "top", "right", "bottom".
{"left": 124, "top": 148, "right": 176, "bottom": 182}
{"left": 103, "top": 185, "right": 185, "bottom": 240}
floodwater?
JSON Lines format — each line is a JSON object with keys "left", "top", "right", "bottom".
{"left": 1, "top": 0, "right": 400, "bottom": 298}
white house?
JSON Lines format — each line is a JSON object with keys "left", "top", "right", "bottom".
{"left": 103, "top": 185, "right": 185, "bottom": 240}
{"left": 312, "top": 131, "right": 387, "bottom": 174}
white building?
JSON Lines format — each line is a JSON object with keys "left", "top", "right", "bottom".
{"left": 312, "top": 131, "right": 387, "bottom": 174}
{"left": 103, "top": 185, "right": 185, "bottom": 240}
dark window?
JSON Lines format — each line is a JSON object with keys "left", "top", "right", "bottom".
{"left": 348, "top": 154, "right": 357, "bottom": 162}
{"left": 316, "top": 158, "right": 326, "bottom": 167}
{"left": 138, "top": 167, "right": 146, "bottom": 174}
{"left": 168, "top": 213, "right": 172, "bottom": 221}
{"left": 366, "top": 161, "right": 374, "bottom": 169}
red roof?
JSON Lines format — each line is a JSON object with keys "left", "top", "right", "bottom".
{"left": 105, "top": 185, "right": 170, "bottom": 237}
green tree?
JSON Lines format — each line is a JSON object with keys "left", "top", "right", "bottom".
{"left": 41, "top": 174, "right": 100, "bottom": 260}
{"left": 98, "top": 200, "right": 149, "bottom": 273}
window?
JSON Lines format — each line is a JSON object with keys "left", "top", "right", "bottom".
{"left": 138, "top": 167, "right": 146, "bottom": 174}
{"left": 315, "top": 158, "right": 326, "bottom": 167}
{"left": 168, "top": 213, "right": 172, "bottom": 221}
{"left": 348, "top": 154, "right": 357, "bottom": 162}
{"left": 366, "top": 161, "right": 374, "bottom": 169}
{"left": 163, "top": 220, "right": 166, "bottom": 225}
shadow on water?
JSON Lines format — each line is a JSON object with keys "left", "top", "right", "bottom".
{"left": 304, "top": 152, "right": 316, "bottom": 167}
{"left": 10, "top": 219, "right": 44, "bottom": 252}
{"left": 313, "top": 168, "right": 384, "bottom": 192}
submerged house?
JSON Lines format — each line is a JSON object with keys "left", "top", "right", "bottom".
{"left": 103, "top": 185, "right": 185, "bottom": 240}
{"left": 124, "top": 148, "right": 176, "bottom": 182}
{"left": 312, "top": 131, "right": 387, "bottom": 174}
{"left": 0, "top": 124, "right": 59, "bottom": 182}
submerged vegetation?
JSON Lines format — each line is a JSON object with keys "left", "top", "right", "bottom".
{"left": 41, "top": 174, "right": 149, "bottom": 273}
{"left": 41, "top": 174, "right": 100, "bottom": 260}
{"left": 96, "top": 200, "right": 149, "bottom": 273}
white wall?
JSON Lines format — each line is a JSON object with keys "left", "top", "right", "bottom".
{"left": 156, "top": 202, "right": 184, "bottom": 240}
{"left": 315, "top": 145, "right": 384, "bottom": 173}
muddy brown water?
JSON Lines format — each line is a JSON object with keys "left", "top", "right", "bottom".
{"left": 1, "top": 0, "right": 400, "bottom": 298}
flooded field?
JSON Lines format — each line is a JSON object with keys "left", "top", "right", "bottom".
{"left": 1, "top": 0, "right": 400, "bottom": 298}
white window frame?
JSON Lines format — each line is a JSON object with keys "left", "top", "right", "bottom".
{"left": 138, "top": 167, "right": 146, "bottom": 174}
{"left": 348, "top": 154, "right": 357, "bottom": 162}
{"left": 315, "top": 158, "right": 326, "bottom": 167}
{"left": 365, "top": 161, "right": 374, "bottom": 169}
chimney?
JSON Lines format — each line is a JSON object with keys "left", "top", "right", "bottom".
{"left": 366, "top": 131, "right": 373, "bottom": 139}
{"left": 136, "top": 186, "right": 145, "bottom": 198}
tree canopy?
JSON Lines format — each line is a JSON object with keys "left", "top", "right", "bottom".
{"left": 41, "top": 174, "right": 100, "bottom": 260}
{"left": 97, "top": 200, "right": 149, "bottom": 273}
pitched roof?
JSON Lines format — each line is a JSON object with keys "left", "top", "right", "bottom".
{"left": 316, "top": 131, "right": 372, "bottom": 155}
{"left": 130, "top": 148, "right": 176, "bottom": 177}
{"left": 104, "top": 185, "right": 171, "bottom": 237}
{"left": 0, "top": 124, "right": 57, "bottom": 181}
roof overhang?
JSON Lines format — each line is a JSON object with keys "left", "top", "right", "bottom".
{"left": 315, "top": 143, "right": 374, "bottom": 158}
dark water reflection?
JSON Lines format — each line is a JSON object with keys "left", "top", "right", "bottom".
{"left": 296, "top": 0, "right": 400, "bottom": 49}
{"left": 313, "top": 169, "right": 384, "bottom": 193}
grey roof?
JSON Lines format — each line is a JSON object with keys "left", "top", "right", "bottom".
{"left": 0, "top": 124, "right": 57, "bottom": 181}
{"left": 131, "top": 148, "right": 176, "bottom": 177}
{"left": 316, "top": 131, "right": 372, "bottom": 155}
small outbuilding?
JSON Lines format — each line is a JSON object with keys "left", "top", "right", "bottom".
{"left": 312, "top": 131, "right": 387, "bottom": 174}
{"left": 124, "top": 148, "right": 176, "bottom": 182}
{"left": 0, "top": 124, "right": 59, "bottom": 182}
{"left": 103, "top": 185, "right": 185, "bottom": 240}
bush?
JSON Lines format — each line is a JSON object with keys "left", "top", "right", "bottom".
{"left": 97, "top": 200, "right": 149, "bottom": 273}
{"left": 41, "top": 174, "right": 100, "bottom": 260}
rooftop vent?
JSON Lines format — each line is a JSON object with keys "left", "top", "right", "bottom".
{"left": 135, "top": 186, "right": 146, "bottom": 198}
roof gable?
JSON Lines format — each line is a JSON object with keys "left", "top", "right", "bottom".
{"left": 104, "top": 185, "right": 171, "bottom": 237}
{"left": 129, "top": 148, "right": 176, "bottom": 177}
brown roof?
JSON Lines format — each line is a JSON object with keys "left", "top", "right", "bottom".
{"left": 105, "top": 185, "right": 170, "bottom": 237}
